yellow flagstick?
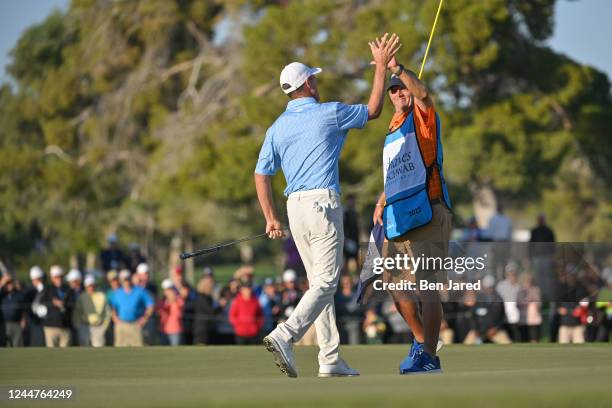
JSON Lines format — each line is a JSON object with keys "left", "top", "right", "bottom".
{"left": 418, "top": 0, "right": 444, "bottom": 79}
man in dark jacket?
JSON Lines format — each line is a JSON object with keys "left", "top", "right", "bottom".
{"left": 24, "top": 266, "right": 46, "bottom": 346}
{"left": 39, "top": 266, "right": 75, "bottom": 347}
{"left": 1, "top": 274, "right": 27, "bottom": 347}
{"left": 100, "top": 234, "right": 126, "bottom": 272}
{"left": 529, "top": 214, "right": 556, "bottom": 301}
{"left": 193, "top": 275, "right": 217, "bottom": 345}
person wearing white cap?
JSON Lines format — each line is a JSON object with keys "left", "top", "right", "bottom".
{"left": 136, "top": 263, "right": 149, "bottom": 274}
{"left": 255, "top": 33, "right": 402, "bottom": 378}
{"left": 50, "top": 265, "right": 63, "bottom": 278}
{"left": 72, "top": 275, "right": 110, "bottom": 347}
{"left": 496, "top": 263, "right": 521, "bottom": 341}
{"left": 39, "top": 265, "right": 75, "bottom": 347}
{"left": 110, "top": 269, "right": 154, "bottom": 347}
{"left": 135, "top": 263, "right": 158, "bottom": 298}
{"left": 135, "top": 263, "right": 158, "bottom": 345}
{"left": 25, "top": 266, "right": 46, "bottom": 346}
{"left": 29, "top": 266, "right": 44, "bottom": 284}
{"left": 66, "top": 269, "right": 83, "bottom": 295}
{"left": 279, "top": 269, "right": 300, "bottom": 320}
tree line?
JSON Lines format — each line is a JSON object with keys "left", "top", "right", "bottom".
{"left": 1, "top": 0, "right": 610, "bottom": 274}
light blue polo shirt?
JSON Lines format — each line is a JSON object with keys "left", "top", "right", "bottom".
{"left": 111, "top": 286, "right": 154, "bottom": 322}
{"left": 255, "top": 97, "right": 369, "bottom": 196}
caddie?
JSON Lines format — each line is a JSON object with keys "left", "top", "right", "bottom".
{"left": 372, "top": 57, "right": 452, "bottom": 374}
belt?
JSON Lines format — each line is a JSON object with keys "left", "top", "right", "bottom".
{"left": 288, "top": 188, "right": 339, "bottom": 200}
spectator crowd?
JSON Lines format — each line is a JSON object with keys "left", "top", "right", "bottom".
{"left": 1, "top": 216, "right": 611, "bottom": 348}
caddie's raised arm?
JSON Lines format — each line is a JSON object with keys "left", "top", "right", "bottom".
{"left": 387, "top": 57, "right": 433, "bottom": 109}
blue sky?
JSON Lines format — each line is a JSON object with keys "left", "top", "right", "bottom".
{"left": 1, "top": 0, "right": 611, "bottom": 83}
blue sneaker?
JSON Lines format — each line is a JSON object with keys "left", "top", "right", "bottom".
{"left": 399, "top": 339, "right": 444, "bottom": 373}
{"left": 400, "top": 350, "right": 442, "bottom": 375}
{"left": 399, "top": 339, "right": 423, "bottom": 372}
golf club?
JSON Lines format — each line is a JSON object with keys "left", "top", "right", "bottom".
{"left": 180, "top": 229, "right": 288, "bottom": 260}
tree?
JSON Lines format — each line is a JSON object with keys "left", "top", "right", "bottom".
{"left": 1, "top": 0, "right": 610, "bottom": 273}
{"left": 241, "top": 0, "right": 611, "bottom": 240}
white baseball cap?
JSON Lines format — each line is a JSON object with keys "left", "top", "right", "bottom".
{"left": 136, "top": 263, "right": 149, "bottom": 274}
{"left": 282, "top": 269, "right": 297, "bottom": 283}
{"left": 66, "top": 269, "right": 82, "bottom": 282}
{"left": 119, "top": 269, "right": 131, "bottom": 281}
{"left": 161, "top": 278, "right": 174, "bottom": 290}
{"left": 30, "top": 266, "right": 44, "bottom": 280}
{"left": 84, "top": 275, "right": 96, "bottom": 287}
{"left": 50, "top": 265, "right": 64, "bottom": 277}
{"left": 279, "top": 62, "right": 322, "bottom": 94}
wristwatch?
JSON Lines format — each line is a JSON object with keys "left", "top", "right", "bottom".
{"left": 392, "top": 64, "right": 404, "bottom": 76}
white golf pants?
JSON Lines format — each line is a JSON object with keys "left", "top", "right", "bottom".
{"left": 275, "top": 189, "right": 343, "bottom": 365}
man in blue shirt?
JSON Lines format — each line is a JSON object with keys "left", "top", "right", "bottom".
{"left": 256, "top": 33, "right": 402, "bottom": 378}
{"left": 111, "top": 269, "right": 154, "bottom": 347}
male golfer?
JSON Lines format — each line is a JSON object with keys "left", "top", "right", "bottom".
{"left": 372, "top": 58, "right": 452, "bottom": 374}
{"left": 254, "top": 34, "right": 401, "bottom": 378}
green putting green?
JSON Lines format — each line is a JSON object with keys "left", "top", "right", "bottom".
{"left": 1, "top": 344, "right": 611, "bottom": 407}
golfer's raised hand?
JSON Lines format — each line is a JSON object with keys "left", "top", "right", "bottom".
{"left": 369, "top": 33, "right": 402, "bottom": 67}
{"left": 266, "top": 219, "right": 284, "bottom": 239}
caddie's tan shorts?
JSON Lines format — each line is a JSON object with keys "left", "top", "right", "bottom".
{"left": 383, "top": 202, "right": 452, "bottom": 300}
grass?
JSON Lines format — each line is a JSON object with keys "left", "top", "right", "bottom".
{"left": 1, "top": 344, "right": 611, "bottom": 407}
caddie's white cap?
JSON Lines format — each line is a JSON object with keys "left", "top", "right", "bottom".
{"left": 279, "top": 62, "right": 322, "bottom": 94}
{"left": 30, "top": 266, "right": 44, "bottom": 280}
{"left": 161, "top": 278, "right": 174, "bottom": 290}
{"left": 136, "top": 263, "right": 149, "bottom": 274}
{"left": 282, "top": 269, "right": 297, "bottom": 283}
{"left": 50, "top": 265, "right": 64, "bottom": 277}
{"left": 84, "top": 275, "right": 96, "bottom": 287}
{"left": 66, "top": 269, "right": 82, "bottom": 282}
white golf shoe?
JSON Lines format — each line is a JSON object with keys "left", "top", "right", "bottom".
{"left": 263, "top": 334, "right": 298, "bottom": 378}
{"left": 318, "top": 358, "right": 360, "bottom": 378}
